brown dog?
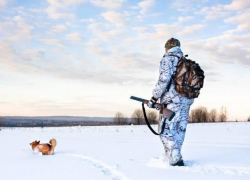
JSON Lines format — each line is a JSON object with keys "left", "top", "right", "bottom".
{"left": 30, "top": 139, "right": 57, "bottom": 155}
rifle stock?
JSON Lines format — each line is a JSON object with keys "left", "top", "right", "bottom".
{"left": 130, "top": 96, "right": 175, "bottom": 121}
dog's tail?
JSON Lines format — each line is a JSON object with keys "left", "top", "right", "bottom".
{"left": 50, "top": 138, "right": 57, "bottom": 154}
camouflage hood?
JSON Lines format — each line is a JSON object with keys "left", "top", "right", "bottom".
{"left": 166, "top": 46, "right": 183, "bottom": 58}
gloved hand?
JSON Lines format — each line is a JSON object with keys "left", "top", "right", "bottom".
{"left": 147, "top": 97, "right": 157, "bottom": 108}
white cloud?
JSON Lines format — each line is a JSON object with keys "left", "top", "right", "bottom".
{"left": 41, "top": 38, "right": 64, "bottom": 47}
{"left": 45, "top": 0, "right": 86, "bottom": 19}
{"left": 172, "top": 0, "right": 207, "bottom": 12}
{"left": 86, "top": 38, "right": 108, "bottom": 56}
{"left": 21, "top": 49, "right": 45, "bottom": 62}
{"left": 105, "top": 51, "right": 158, "bottom": 73}
{"left": 132, "top": 0, "right": 158, "bottom": 21}
{"left": 178, "top": 16, "right": 193, "bottom": 22}
{"left": 132, "top": 26, "right": 148, "bottom": 33}
{"left": 46, "top": 0, "right": 85, "bottom": 8}
{"left": 101, "top": 11, "right": 125, "bottom": 26}
{"left": 130, "top": 5, "right": 139, "bottom": 10}
{"left": 0, "top": 40, "right": 136, "bottom": 84}
{"left": 51, "top": 24, "right": 67, "bottom": 33}
{"left": 90, "top": 0, "right": 125, "bottom": 9}
{"left": 147, "top": 23, "right": 205, "bottom": 42}
{"left": 178, "top": 24, "right": 205, "bottom": 36}
{"left": 12, "top": 16, "right": 33, "bottom": 41}
{"left": 0, "top": 0, "right": 8, "bottom": 9}
{"left": 199, "top": 5, "right": 230, "bottom": 20}
{"left": 0, "top": 16, "right": 33, "bottom": 42}
{"left": 0, "top": 41, "right": 17, "bottom": 67}
{"left": 225, "top": 0, "right": 250, "bottom": 11}
{"left": 86, "top": 38, "right": 102, "bottom": 47}
{"left": 224, "top": 10, "right": 250, "bottom": 31}
{"left": 81, "top": 18, "right": 96, "bottom": 23}
{"left": 87, "top": 22, "right": 126, "bottom": 40}
{"left": 184, "top": 33, "right": 250, "bottom": 66}
{"left": 196, "top": 0, "right": 250, "bottom": 32}
{"left": 151, "top": 24, "right": 178, "bottom": 41}
{"left": 0, "top": 41, "right": 48, "bottom": 73}
{"left": 197, "top": 0, "right": 250, "bottom": 22}
{"left": 138, "top": 0, "right": 155, "bottom": 15}
{"left": 86, "top": 38, "right": 112, "bottom": 56}
{"left": 45, "top": 6, "right": 75, "bottom": 19}
{"left": 65, "top": 32, "right": 82, "bottom": 42}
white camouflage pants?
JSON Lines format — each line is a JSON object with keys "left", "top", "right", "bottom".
{"left": 159, "top": 103, "right": 191, "bottom": 165}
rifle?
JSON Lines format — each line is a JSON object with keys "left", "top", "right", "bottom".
{"left": 130, "top": 96, "right": 176, "bottom": 135}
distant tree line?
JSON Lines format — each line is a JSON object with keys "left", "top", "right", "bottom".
{"left": 189, "top": 106, "right": 228, "bottom": 123}
{"left": 1, "top": 107, "right": 249, "bottom": 128}
{"left": 113, "top": 109, "right": 158, "bottom": 125}
{"left": 0, "top": 118, "right": 113, "bottom": 127}
{"left": 115, "top": 105, "right": 250, "bottom": 125}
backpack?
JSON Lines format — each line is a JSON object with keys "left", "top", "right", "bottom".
{"left": 170, "top": 55, "right": 205, "bottom": 98}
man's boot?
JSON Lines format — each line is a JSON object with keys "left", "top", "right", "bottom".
{"left": 172, "top": 160, "right": 184, "bottom": 166}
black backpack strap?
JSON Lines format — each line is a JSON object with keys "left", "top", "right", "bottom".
{"left": 142, "top": 103, "right": 167, "bottom": 136}
{"left": 166, "top": 78, "right": 172, "bottom": 92}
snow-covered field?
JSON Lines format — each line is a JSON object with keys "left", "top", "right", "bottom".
{"left": 0, "top": 122, "right": 250, "bottom": 180}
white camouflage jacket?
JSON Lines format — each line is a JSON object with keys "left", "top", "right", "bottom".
{"left": 152, "top": 47, "right": 194, "bottom": 105}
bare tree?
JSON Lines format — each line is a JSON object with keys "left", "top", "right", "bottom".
{"left": 189, "top": 109, "right": 196, "bottom": 123}
{"left": 219, "top": 106, "right": 227, "bottom": 122}
{"left": 189, "top": 106, "right": 208, "bottom": 123}
{"left": 248, "top": 116, "right": 250, "bottom": 122}
{"left": 0, "top": 117, "right": 4, "bottom": 128}
{"left": 146, "top": 110, "right": 159, "bottom": 124}
{"left": 113, "top": 112, "right": 127, "bottom": 125}
{"left": 131, "top": 109, "right": 144, "bottom": 125}
{"left": 209, "top": 109, "right": 217, "bottom": 122}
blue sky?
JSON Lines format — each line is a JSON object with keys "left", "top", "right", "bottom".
{"left": 0, "top": 0, "right": 249, "bottom": 121}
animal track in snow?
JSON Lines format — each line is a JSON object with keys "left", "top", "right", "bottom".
{"left": 61, "top": 153, "right": 131, "bottom": 180}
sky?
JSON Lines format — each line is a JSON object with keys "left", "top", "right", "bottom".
{"left": 0, "top": 0, "right": 249, "bottom": 121}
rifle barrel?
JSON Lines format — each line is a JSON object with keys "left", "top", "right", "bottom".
{"left": 130, "top": 96, "right": 147, "bottom": 103}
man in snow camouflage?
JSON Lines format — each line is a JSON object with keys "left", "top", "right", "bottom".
{"left": 147, "top": 38, "right": 194, "bottom": 166}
